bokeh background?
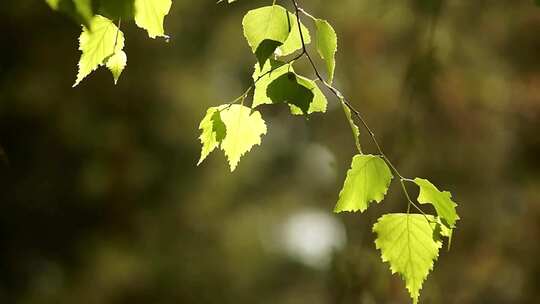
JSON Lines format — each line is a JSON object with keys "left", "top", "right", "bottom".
{"left": 1, "top": 0, "right": 540, "bottom": 303}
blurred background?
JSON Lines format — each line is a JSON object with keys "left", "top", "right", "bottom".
{"left": 1, "top": 0, "right": 540, "bottom": 303}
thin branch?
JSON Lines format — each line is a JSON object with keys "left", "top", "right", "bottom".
{"left": 290, "top": 0, "right": 431, "bottom": 219}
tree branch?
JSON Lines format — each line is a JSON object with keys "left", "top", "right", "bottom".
{"left": 290, "top": 0, "right": 432, "bottom": 219}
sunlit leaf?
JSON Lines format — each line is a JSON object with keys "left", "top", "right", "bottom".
{"left": 374, "top": 213, "right": 442, "bottom": 304}
{"left": 277, "top": 12, "right": 311, "bottom": 56}
{"left": 413, "top": 178, "right": 459, "bottom": 228}
{"left": 315, "top": 19, "right": 337, "bottom": 84}
{"left": 242, "top": 5, "right": 292, "bottom": 66}
{"left": 74, "top": 15, "right": 125, "bottom": 87}
{"left": 198, "top": 106, "right": 227, "bottom": 165}
{"left": 134, "top": 0, "right": 172, "bottom": 38}
{"left": 334, "top": 154, "right": 392, "bottom": 213}
{"left": 105, "top": 50, "right": 127, "bottom": 84}
{"left": 220, "top": 105, "right": 267, "bottom": 171}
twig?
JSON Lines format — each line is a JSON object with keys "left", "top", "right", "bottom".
{"left": 290, "top": 0, "right": 432, "bottom": 220}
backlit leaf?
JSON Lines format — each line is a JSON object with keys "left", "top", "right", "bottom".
{"left": 252, "top": 59, "right": 291, "bottom": 108}
{"left": 134, "top": 0, "right": 172, "bottom": 38}
{"left": 74, "top": 15, "right": 125, "bottom": 87}
{"left": 105, "top": 50, "right": 127, "bottom": 84}
{"left": 242, "top": 5, "right": 292, "bottom": 66}
{"left": 197, "top": 106, "right": 226, "bottom": 165}
{"left": 413, "top": 178, "right": 459, "bottom": 228}
{"left": 277, "top": 12, "right": 311, "bottom": 56}
{"left": 374, "top": 213, "right": 442, "bottom": 304}
{"left": 334, "top": 154, "right": 392, "bottom": 213}
{"left": 315, "top": 19, "right": 337, "bottom": 84}
{"left": 220, "top": 105, "right": 267, "bottom": 171}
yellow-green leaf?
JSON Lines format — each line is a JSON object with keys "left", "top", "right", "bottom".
{"left": 220, "top": 105, "right": 267, "bottom": 171}
{"left": 315, "top": 19, "right": 337, "bottom": 84}
{"left": 374, "top": 213, "right": 442, "bottom": 304}
{"left": 252, "top": 59, "right": 291, "bottom": 108}
{"left": 134, "top": 0, "right": 172, "bottom": 38}
{"left": 197, "top": 106, "right": 226, "bottom": 166}
{"left": 74, "top": 15, "right": 125, "bottom": 87}
{"left": 105, "top": 50, "right": 127, "bottom": 85}
{"left": 242, "top": 5, "right": 292, "bottom": 66}
{"left": 277, "top": 12, "right": 311, "bottom": 56}
{"left": 334, "top": 154, "right": 392, "bottom": 213}
{"left": 413, "top": 178, "right": 459, "bottom": 228}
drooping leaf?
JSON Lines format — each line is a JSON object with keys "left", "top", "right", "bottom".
{"left": 340, "top": 100, "right": 362, "bottom": 153}
{"left": 74, "top": 15, "right": 125, "bottom": 87}
{"left": 220, "top": 105, "right": 267, "bottom": 171}
{"left": 242, "top": 5, "right": 292, "bottom": 66}
{"left": 434, "top": 216, "right": 454, "bottom": 250}
{"left": 277, "top": 12, "right": 311, "bottom": 56}
{"left": 315, "top": 19, "right": 337, "bottom": 84}
{"left": 197, "top": 106, "right": 226, "bottom": 165}
{"left": 413, "top": 178, "right": 459, "bottom": 228}
{"left": 334, "top": 154, "right": 393, "bottom": 213}
{"left": 105, "top": 50, "right": 127, "bottom": 84}
{"left": 134, "top": 0, "right": 172, "bottom": 38}
{"left": 373, "top": 213, "right": 442, "bottom": 304}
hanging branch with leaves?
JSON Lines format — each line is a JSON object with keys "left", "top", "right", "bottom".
{"left": 199, "top": 1, "right": 460, "bottom": 303}
{"left": 45, "top": 0, "right": 460, "bottom": 303}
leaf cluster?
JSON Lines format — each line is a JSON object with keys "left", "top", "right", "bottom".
{"left": 46, "top": 0, "right": 172, "bottom": 86}
{"left": 197, "top": 2, "right": 461, "bottom": 303}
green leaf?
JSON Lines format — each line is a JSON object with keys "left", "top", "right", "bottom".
{"left": 255, "top": 40, "right": 283, "bottom": 68}
{"left": 45, "top": 0, "right": 93, "bottom": 27}
{"left": 340, "top": 101, "right": 362, "bottom": 153}
{"left": 105, "top": 50, "right": 127, "bottom": 84}
{"left": 373, "top": 213, "right": 442, "bottom": 304}
{"left": 252, "top": 59, "right": 291, "bottom": 108}
{"left": 242, "top": 5, "right": 292, "bottom": 66}
{"left": 315, "top": 19, "right": 337, "bottom": 84}
{"left": 46, "top": 0, "right": 61, "bottom": 9}
{"left": 73, "top": 0, "right": 93, "bottom": 24}
{"left": 288, "top": 75, "right": 327, "bottom": 115}
{"left": 252, "top": 60, "right": 327, "bottom": 115}
{"left": 413, "top": 178, "right": 459, "bottom": 228}
{"left": 74, "top": 15, "right": 125, "bottom": 87}
{"left": 97, "top": 0, "right": 134, "bottom": 20}
{"left": 220, "top": 105, "right": 267, "bottom": 171}
{"left": 334, "top": 154, "right": 393, "bottom": 213}
{"left": 277, "top": 12, "right": 311, "bottom": 56}
{"left": 267, "top": 72, "right": 315, "bottom": 114}
{"left": 134, "top": 0, "right": 172, "bottom": 38}
{"left": 197, "top": 106, "right": 226, "bottom": 166}
{"left": 434, "top": 216, "right": 453, "bottom": 250}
